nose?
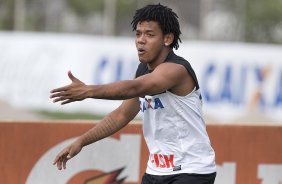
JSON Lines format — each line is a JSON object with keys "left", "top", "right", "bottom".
{"left": 136, "top": 34, "right": 146, "bottom": 45}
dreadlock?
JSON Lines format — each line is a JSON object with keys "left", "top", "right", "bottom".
{"left": 131, "top": 3, "right": 182, "bottom": 50}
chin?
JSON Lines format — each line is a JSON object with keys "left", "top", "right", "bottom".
{"left": 138, "top": 57, "right": 147, "bottom": 63}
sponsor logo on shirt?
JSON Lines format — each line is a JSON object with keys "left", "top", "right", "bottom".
{"left": 139, "top": 97, "right": 164, "bottom": 112}
{"left": 150, "top": 154, "right": 175, "bottom": 169}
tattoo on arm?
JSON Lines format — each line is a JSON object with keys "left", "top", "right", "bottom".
{"left": 80, "top": 115, "right": 126, "bottom": 146}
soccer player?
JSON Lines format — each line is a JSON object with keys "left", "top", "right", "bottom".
{"left": 50, "top": 4, "right": 216, "bottom": 184}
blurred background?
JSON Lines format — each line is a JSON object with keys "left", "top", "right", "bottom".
{"left": 1, "top": 1, "right": 282, "bottom": 184}
{"left": 0, "top": 0, "right": 282, "bottom": 121}
{"left": 1, "top": 0, "right": 282, "bottom": 42}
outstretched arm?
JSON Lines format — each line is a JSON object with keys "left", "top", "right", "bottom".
{"left": 50, "top": 63, "right": 189, "bottom": 105}
{"left": 53, "top": 97, "right": 140, "bottom": 170}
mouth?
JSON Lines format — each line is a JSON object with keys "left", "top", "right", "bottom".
{"left": 137, "top": 48, "right": 146, "bottom": 55}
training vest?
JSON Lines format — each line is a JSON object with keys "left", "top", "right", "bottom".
{"left": 136, "top": 51, "right": 216, "bottom": 175}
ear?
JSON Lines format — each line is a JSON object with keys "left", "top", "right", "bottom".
{"left": 164, "top": 33, "right": 174, "bottom": 47}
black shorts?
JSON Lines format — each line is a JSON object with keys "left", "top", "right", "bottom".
{"left": 141, "top": 172, "right": 216, "bottom": 184}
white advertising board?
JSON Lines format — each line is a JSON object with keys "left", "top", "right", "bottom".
{"left": 0, "top": 32, "right": 281, "bottom": 122}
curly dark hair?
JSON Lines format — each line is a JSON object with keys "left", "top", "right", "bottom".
{"left": 131, "top": 3, "right": 182, "bottom": 50}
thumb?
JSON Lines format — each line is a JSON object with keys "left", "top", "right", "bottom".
{"left": 66, "top": 148, "right": 74, "bottom": 159}
{"left": 66, "top": 148, "right": 76, "bottom": 159}
{"left": 66, "top": 154, "right": 72, "bottom": 159}
{"left": 67, "top": 142, "right": 82, "bottom": 159}
{"left": 68, "top": 71, "right": 79, "bottom": 82}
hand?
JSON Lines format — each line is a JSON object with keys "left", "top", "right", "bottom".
{"left": 50, "top": 71, "right": 89, "bottom": 105}
{"left": 53, "top": 139, "right": 83, "bottom": 170}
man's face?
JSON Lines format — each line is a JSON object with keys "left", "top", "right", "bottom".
{"left": 135, "top": 21, "right": 166, "bottom": 64}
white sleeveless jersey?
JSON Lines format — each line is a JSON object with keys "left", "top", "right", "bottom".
{"left": 136, "top": 52, "right": 216, "bottom": 175}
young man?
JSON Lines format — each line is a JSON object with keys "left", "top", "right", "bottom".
{"left": 51, "top": 4, "right": 216, "bottom": 184}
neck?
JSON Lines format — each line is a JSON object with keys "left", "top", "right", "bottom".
{"left": 147, "top": 48, "right": 172, "bottom": 70}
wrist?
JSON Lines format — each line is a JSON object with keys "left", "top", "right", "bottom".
{"left": 85, "top": 85, "right": 94, "bottom": 98}
{"left": 76, "top": 136, "right": 87, "bottom": 147}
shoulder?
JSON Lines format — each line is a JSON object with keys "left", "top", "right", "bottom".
{"left": 165, "top": 51, "right": 200, "bottom": 89}
{"left": 135, "top": 63, "right": 149, "bottom": 78}
{"left": 165, "top": 51, "right": 192, "bottom": 70}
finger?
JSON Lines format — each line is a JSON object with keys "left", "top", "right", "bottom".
{"left": 54, "top": 155, "right": 63, "bottom": 170}
{"left": 53, "top": 154, "right": 62, "bottom": 165}
{"left": 53, "top": 155, "right": 63, "bottom": 166}
{"left": 57, "top": 159, "right": 63, "bottom": 170}
{"left": 51, "top": 94, "right": 72, "bottom": 103}
{"left": 51, "top": 98, "right": 72, "bottom": 105}
{"left": 50, "top": 86, "right": 69, "bottom": 93}
{"left": 53, "top": 149, "right": 69, "bottom": 165}
{"left": 63, "top": 158, "right": 68, "bottom": 169}
{"left": 61, "top": 99, "right": 75, "bottom": 105}
{"left": 62, "top": 154, "right": 72, "bottom": 170}
{"left": 68, "top": 71, "right": 79, "bottom": 82}
{"left": 52, "top": 97, "right": 67, "bottom": 103}
{"left": 50, "top": 91, "right": 69, "bottom": 99}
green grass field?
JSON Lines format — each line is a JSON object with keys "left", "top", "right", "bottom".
{"left": 35, "top": 110, "right": 105, "bottom": 120}
{"left": 35, "top": 110, "right": 142, "bottom": 121}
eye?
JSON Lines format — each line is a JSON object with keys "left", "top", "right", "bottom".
{"left": 146, "top": 33, "right": 154, "bottom": 37}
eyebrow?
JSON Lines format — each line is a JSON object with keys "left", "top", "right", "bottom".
{"left": 136, "top": 29, "right": 155, "bottom": 33}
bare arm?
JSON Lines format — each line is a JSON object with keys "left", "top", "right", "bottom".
{"left": 50, "top": 63, "right": 188, "bottom": 104}
{"left": 53, "top": 97, "right": 140, "bottom": 170}
{"left": 78, "top": 97, "right": 140, "bottom": 146}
